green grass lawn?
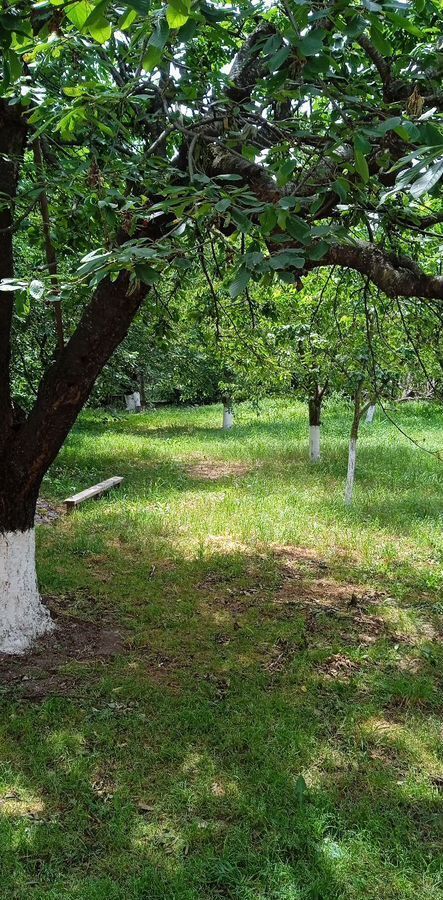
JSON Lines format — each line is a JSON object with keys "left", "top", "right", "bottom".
{"left": 2, "top": 398, "right": 443, "bottom": 899}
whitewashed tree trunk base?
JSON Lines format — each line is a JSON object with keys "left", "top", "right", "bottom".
{"left": 344, "top": 437, "right": 357, "bottom": 504}
{"left": 125, "top": 392, "right": 141, "bottom": 412}
{"left": 0, "top": 529, "right": 54, "bottom": 654}
{"left": 222, "top": 407, "right": 234, "bottom": 429}
{"left": 309, "top": 425, "right": 321, "bottom": 462}
{"left": 366, "top": 404, "right": 376, "bottom": 424}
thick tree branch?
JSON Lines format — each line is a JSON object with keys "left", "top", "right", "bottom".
{"left": 309, "top": 241, "right": 443, "bottom": 300}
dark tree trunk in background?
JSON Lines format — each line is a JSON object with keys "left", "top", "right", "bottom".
{"left": 308, "top": 384, "right": 326, "bottom": 462}
{"left": 308, "top": 396, "right": 322, "bottom": 427}
{"left": 32, "top": 137, "right": 65, "bottom": 354}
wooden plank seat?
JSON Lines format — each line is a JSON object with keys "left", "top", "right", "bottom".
{"left": 64, "top": 476, "right": 123, "bottom": 513}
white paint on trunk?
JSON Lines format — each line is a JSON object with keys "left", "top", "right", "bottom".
{"left": 344, "top": 437, "right": 357, "bottom": 505}
{"left": 0, "top": 529, "right": 54, "bottom": 655}
{"left": 223, "top": 406, "right": 234, "bottom": 429}
{"left": 125, "top": 392, "right": 141, "bottom": 412}
{"left": 309, "top": 425, "right": 321, "bottom": 462}
{"left": 366, "top": 404, "right": 376, "bottom": 424}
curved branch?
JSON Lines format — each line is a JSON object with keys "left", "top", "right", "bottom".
{"left": 309, "top": 241, "right": 443, "bottom": 300}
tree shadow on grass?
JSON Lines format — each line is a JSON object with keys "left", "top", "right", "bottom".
{"left": 1, "top": 543, "right": 443, "bottom": 898}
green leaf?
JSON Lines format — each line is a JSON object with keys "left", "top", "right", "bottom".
{"left": 15, "top": 290, "right": 30, "bottom": 318}
{"left": 229, "top": 267, "right": 250, "bottom": 298}
{"left": 307, "top": 240, "right": 329, "bottom": 260}
{"left": 410, "top": 158, "right": 443, "bottom": 199}
{"left": 214, "top": 198, "right": 231, "bottom": 212}
{"left": 135, "top": 264, "right": 161, "bottom": 285}
{"left": 278, "top": 196, "right": 298, "bottom": 210}
{"left": 278, "top": 158, "right": 297, "bottom": 186}
{"left": 259, "top": 207, "right": 277, "bottom": 233}
{"left": 88, "top": 17, "right": 112, "bottom": 43}
{"left": 369, "top": 23, "right": 393, "bottom": 57}
{"left": 166, "top": 4, "right": 189, "bottom": 28}
{"left": 149, "top": 18, "right": 170, "bottom": 48}
{"left": 394, "top": 120, "right": 419, "bottom": 142}
{"left": 83, "top": 0, "right": 109, "bottom": 28}
{"left": 294, "top": 774, "right": 308, "bottom": 805}
{"left": 368, "top": 117, "right": 401, "bottom": 137}
{"left": 331, "top": 177, "right": 349, "bottom": 201}
{"left": 385, "top": 11, "right": 424, "bottom": 37}
{"left": 286, "top": 215, "right": 310, "bottom": 244}
{"left": 230, "top": 208, "right": 251, "bottom": 233}
{"left": 418, "top": 123, "right": 443, "bottom": 147}
{"left": 268, "top": 45, "right": 291, "bottom": 72}
{"left": 354, "top": 144, "right": 369, "bottom": 183}
{"left": 66, "top": 1, "right": 94, "bottom": 29}
{"left": 125, "top": 0, "right": 150, "bottom": 12}
{"left": 354, "top": 133, "right": 371, "bottom": 155}
{"left": 142, "top": 45, "right": 162, "bottom": 71}
{"left": 297, "top": 28, "right": 326, "bottom": 57}
{"left": 269, "top": 250, "right": 305, "bottom": 269}
{"left": 118, "top": 7, "right": 137, "bottom": 28}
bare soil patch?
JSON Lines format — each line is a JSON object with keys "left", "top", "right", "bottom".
{"left": 185, "top": 460, "right": 254, "bottom": 481}
{"left": 35, "top": 498, "right": 62, "bottom": 525}
{"left": 263, "top": 638, "right": 302, "bottom": 674}
{"left": 318, "top": 653, "right": 361, "bottom": 680}
{"left": 272, "top": 548, "right": 387, "bottom": 646}
{"left": 0, "top": 604, "right": 124, "bottom": 699}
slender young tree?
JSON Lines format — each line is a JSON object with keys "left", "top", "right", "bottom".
{"left": 344, "top": 385, "right": 372, "bottom": 505}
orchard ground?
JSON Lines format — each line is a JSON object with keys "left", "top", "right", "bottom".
{"left": 1, "top": 398, "right": 443, "bottom": 899}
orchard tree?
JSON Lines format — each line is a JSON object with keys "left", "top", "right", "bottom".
{"left": 326, "top": 273, "right": 410, "bottom": 503}
{"left": 269, "top": 275, "right": 340, "bottom": 462}
{"left": 1, "top": 0, "right": 443, "bottom": 651}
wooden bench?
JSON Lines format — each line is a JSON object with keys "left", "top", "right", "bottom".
{"left": 64, "top": 476, "right": 123, "bottom": 513}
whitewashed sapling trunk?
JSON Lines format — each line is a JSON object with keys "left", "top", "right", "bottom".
{"left": 0, "top": 528, "right": 54, "bottom": 654}
{"left": 223, "top": 406, "right": 234, "bottom": 429}
{"left": 366, "top": 403, "right": 376, "bottom": 424}
{"left": 309, "top": 425, "right": 321, "bottom": 462}
{"left": 344, "top": 437, "right": 357, "bottom": 505}
{"left": 222, "top": 395, "right": 234, "bottom": 429}
{"left": 344, "top": 390, "right": 370, "bottom": 505}
{"left": 125, "top": 391, "right": 142, "bottom": 412}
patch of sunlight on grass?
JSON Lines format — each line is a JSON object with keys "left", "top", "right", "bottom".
{"left": 0, "top": 791, "right": 45, "bottom": 819}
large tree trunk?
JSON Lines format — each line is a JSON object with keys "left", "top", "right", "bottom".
{"left": 0, "top": 104, "right": 51, "bottom": 653}
{"left": 0, "top": 103, "right": 152, "bottom": 653}
{"left": 0, "top": 528, "right": 53, "bottom": 654}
